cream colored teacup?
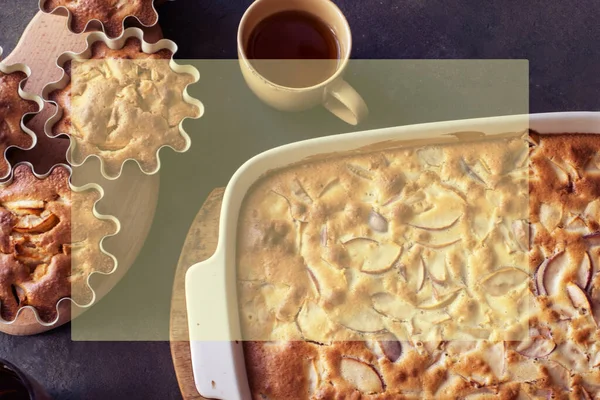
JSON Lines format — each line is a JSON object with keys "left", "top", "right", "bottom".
{"left": 237, "top": 0, "right": 368, "bottom": 125}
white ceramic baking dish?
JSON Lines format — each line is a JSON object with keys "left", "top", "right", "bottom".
{"left": 185, "top": 112, "right": 600, "bottom": 400}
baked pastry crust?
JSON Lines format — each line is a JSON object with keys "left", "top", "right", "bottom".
{"left": 237, "top": 133, "right": 600, "bottom": 399}
{"left": 49, "top": 37, "right": 199, "bottom": 177}
{"left": 0, "top": 71, "right": 37, "bottom": 178}
{"left": 41, "top": 0, "right": 158, "bottom": 38}
{"left": 0, "top": 164, "right": 116, "bottom": 323}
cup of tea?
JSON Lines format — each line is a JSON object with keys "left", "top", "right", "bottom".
{"left": 237, "top": 0, "right": 368, "bottom": 125}
{"left": 0, "top": 359, "right": 52, "bottom": 400}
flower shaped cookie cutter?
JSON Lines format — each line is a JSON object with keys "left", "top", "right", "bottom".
{"left": 0, "top": 47, "right": 44, "bottom": 181}
{"left": 39, "top": 0, "right": 159, "bottom": 39}
{"left": 0, "top": 162, "right": 121, "bottom": 331}
{"left": 42, "top": 27, "right": 204, "bottom": 180}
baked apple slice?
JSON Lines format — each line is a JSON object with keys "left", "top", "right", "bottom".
{"left": 343, "top": 237, "right": 401, "bottom": 274}
{"left": 566, "top": 282, "right": 593, "bottom": 319}
{"left": 258, "top": 190, "right": 297, "bottom": 223}
{"left": 13, "top": 211, "right": 59, "bottom": 234}
{"left": 460, "top": 158, "right": 486, "bottom": 186}
{"left": 346, "top": 163, "right": 374, "bottom": 180}
{"left": 576, "top": 252, "right": 593, "bottom": 290}
{"left": 334, "top": 305, "right": 387, "bottom": 334}
{"left": 583, "top": 231, "right": 600, "bottom": 246}
{"left": 549, "top": 342, "right": 589, "bottom": 373}
{"left": 339, "top": 358, "right": 384, "bottom": 394}
{"left": 584, "top": 199, "right": 600, "bottom": 222}
{"left": 2, "top": 200, "right": 44, "bottom": 211}
{"left": 535, "top": 251, "right": 567, "bottom": 296}
{"left": 408, "top": 183, "right": 463, "bottom": 232}
{"left": 371, "top": 292, "right": 415, "bottom": 321}
{"left": 511, "top": 220, "right": 529, "bottom": 252}
{"left": 290, "top": 178, "right": 313, "bottom": 204}
{"left": 296, "top": 301, "right": 337, "bottom": 343}
{"left": 515, "top": 327, "right": 556, "bottom": 359}
{"left": 516, "top": 337, "right": 556, "bottom": 359}
{"left": 418, "top": 289, "right": 461, "bottom": 310}
{"left": 539, "top": 203, "right": 562, "bottom": 233}
{"left": 546, "top": 158, "right": 570, "bottom": 184}
{"left": 368, "top": 210, "right": 388, "bottom": 233}
{"left": 481, "top": 267, "right": 529, "bottom": 297}
{"left": 417, "top": 147, "right": 444, "bottom": 167}
{"left": 479, "top": 341, "right": 505, "bottom": 380}
{"left": 541, "top": 360, "right": 569, "bottom": 391}
{"left": 376, "top": 332, "right": 403, "bottom": 362}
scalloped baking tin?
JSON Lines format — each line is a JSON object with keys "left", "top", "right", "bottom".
{"left": 38, "top": 0, "right": 159, "bottom": 39}
{"left": 184, "top": 112, "right": 600, "bottom": 400}
{"left": 0, "top": 161, "right": 120, "bottom": 330}
{"left": 42, "top": 27, "right": 204, "bottom": 180}
{"left": 0, "top": 47, "right": 44, "bottom": 182}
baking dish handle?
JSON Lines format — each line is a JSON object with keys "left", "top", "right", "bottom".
{"left": 324, "top": 78, "right": 369, "bottom": 126}
{"left": 186, "top": 254, "right": 251, "bottom": 400}
{"left": 189, "top": 340, "right": 249, "bottom": 400}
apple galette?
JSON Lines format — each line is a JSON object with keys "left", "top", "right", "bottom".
{"left": 0, "top": 70, "right": 38, "bottom": 178}
{"left": 41, "top": 0, "right": 158, "bottom": 38}
{"left": 49, "top": 37, "right": 200, "bottom": 178}
{"left": 0, "top": 164, "right": 117, "bottom": 323}
{"left": 237, "top": 132, "right": 600, "bottom": 399}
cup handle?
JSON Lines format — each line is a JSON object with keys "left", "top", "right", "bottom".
{"left": 323, "top": 79, "right": 369, "bottom": 125}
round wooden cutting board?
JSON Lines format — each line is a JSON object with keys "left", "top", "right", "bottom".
{"left": 0, "top": 11, "right": 161, "bottom": 335}
{"left": 170, "top": 188, "right": 225, "bottom": 400}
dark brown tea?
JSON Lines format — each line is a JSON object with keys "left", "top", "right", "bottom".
{"left": 0, "top": 366, "right": 30, "bottom": 400}
{"left": 0, "top": 360, "right": 52, "bottom": 400}
{"left": 245, "top": 10, "right": 340, "bottom": 88}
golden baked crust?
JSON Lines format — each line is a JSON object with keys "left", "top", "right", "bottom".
{"left": 0, "top": 71, "right": 37, "bottom": 177}
{"left": 49, "top": 38, "right": 199, "bottom": 177}
{"left": 0, "top": 164, "right": 116, "bottom": 322}
{"left": 42, "top": 0, "right": 158, "bottom": 38}
{"left": 237, "top": 133, "right": 600, "bottom": 399}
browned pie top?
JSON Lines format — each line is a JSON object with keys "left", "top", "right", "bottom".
{"left": 238, "top": 133, "right": 600, "bottom": 399}
{"left": 0, "top": 71, "right": 37, "bottom": 178}
{"left": 50, "top": 38, "right": 172, "bottom": 137}
{"left": 0, "top": 164, "right": 116, "bottom": 323}
{"left": 42, "top": 0, "right": 158, "bottom": 38}
{"left": 49, "top": 37, "right": 199, "bottom": 178}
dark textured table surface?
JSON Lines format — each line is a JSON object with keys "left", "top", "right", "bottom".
{"left": 0, "top": 1, "right": 599, "bottom": 399}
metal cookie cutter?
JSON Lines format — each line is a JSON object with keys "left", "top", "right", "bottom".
{"left": 0, "top": 162, "right": 120, "bottom": 335}
{"left": 0, "top": 47, "right": 44, "bottom": 182}
{"left": 39, "top": 0, "right": 160, "bottom": 39}
{"left": 42, "top": 27, "right": 204, "bottom": 180}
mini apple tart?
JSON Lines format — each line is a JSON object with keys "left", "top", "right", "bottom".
{"left": 0, "top": 55, "right": 41, "bottom": 180}
{"left": 0, "top": 164, "right": 118, "bottom": 323}
{"left": 45, "top": 29, "right": 202, "bottom": 179}
{"left": 40, "top": 0, "right": 158, "bottom": 39}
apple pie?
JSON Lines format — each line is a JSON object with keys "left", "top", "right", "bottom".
{"left": 0, "top": 164, "right": 117, "bottom": 323}
{"left": 0, "top": 71, "right": 38, "bottom": 178}
{"left": 237, "top": 132, "right": 600, "bottom": 399}
{"left": 49, "top": 37, "right": 200, "bottom": 178}
{"left": 41, "top": 0, "right": 158, "bottom": 38}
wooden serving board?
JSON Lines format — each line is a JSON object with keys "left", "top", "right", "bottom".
{"left": 0, "top": 11, "right": 162, "bottom": 335}
{"left": 170, "top": 188, "right": 225, "bottom": 400}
